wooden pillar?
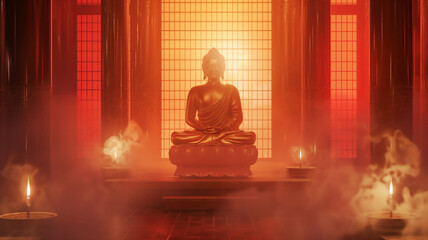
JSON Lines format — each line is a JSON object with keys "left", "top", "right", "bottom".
{"left": 303, "top": 0, "right": 331, "bottom": 162}
{"left": 272, "top": 0, "right": 305, "bottom": 163}
{"left": 102, "top": 0, "right": 129, "bottom": 142}
{"left": 370, "top": 0, "right": 413, "bottom": 165}
{"left": 129, "top": 0, "right": 161, "bottom": 160}
{"left": 413, "top": 0, "right": 428, "bottom": 179}
{"left": 1, "top": 0, "right": 51, "bottom": 177}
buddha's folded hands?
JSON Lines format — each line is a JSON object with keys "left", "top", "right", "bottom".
{"left": 201, "top": 126, "right": 225, "bottom": 134}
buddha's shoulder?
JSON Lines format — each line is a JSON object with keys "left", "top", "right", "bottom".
{"left": 224, "top": 84, "right": 239, "bottom": 92}
{"left": 188, "top": 85, "right": 203, "bottom": 93}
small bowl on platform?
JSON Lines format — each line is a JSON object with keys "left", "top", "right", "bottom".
{"left": 286, "top": 166, "right": 315, "bottom": 179}
{"left": 102, "top": 166, "right": 131, "bottom": 180}
{"left": 367, "top": 211, "right": 418, "bottom": 236}
{"left": 0, "top": 211, "right": 57, "bottom": 238}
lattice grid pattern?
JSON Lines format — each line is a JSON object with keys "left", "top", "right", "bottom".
{"left": 77, "top": 15, "right": 101, "bottom": 158}
{"left": 331, "top": 0, "right": 357, "bottom": 5}
{"left": 77, "top": 0, "right": 101, "bottom": 5}
{"left": 161, "top": 0, "right": 272, "bottom": 158}
{"left": 331, "top": 14, "right": 357, "bottom": 159}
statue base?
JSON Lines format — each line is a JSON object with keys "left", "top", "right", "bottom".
{"left": 169, "top": 144, "right": 258, "bottom": 177}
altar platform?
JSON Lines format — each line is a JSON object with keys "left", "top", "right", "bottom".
{"left": 103, "top": 159, "right": 311, "bottom": 210}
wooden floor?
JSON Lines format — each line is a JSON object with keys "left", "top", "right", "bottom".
{"left": 115, "top": 208, "right": 285, "bottom": 240}
{"left": 1, "top": 160, "right": 424, "bottom": 240}
{"left": 80, "top": 208, "right": 403, "bottom": 240}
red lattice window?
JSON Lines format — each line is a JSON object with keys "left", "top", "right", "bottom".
{"left": 161, "top": 0, "right": 272, "bottom": 158}
{"left": 77, "top": 0, "right": 101, "bottom": 5}
{"left": 331, "top": 0, "right": 357, "bottom": 5}
{"left": 77, "top": 14, "right": 101, "bottom": 158}
{"left": 330, "top": 0, "right": 368, "bottom": 161}
{"left": 331, "top": 14, "right": 357, "bottom": 159}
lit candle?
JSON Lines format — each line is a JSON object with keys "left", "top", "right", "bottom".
{"left": 114, "top": 151, "right": 117, "bottom": 164}
{"left": 299, "top": 148, "right": 302, "bottom": 168}
{"left": 26, "top": 176, "right": 31, "bottom": 218}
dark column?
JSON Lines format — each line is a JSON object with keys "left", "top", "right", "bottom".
{"left": 303, "top": 0, "right": 331, "bottom": 162}
{"left": 0, "top": 0, "right": 51, "bottom": 191}
{"left": 413, "top": 0, "right": 428, "bottom": 181}
{"left": 102, "top": 0, "right": 129, "bottom": 142}
{"left": 370, "top": 0, "right": 413, "bottom": 165}
{"left": 51, "top": 0, "right": 76, "bottom": 95}
{"left": 272, "top": 0, "right": 305, "bottom": 163}
{"left": 0, "top": 0, "right": 4, "bottom": 88}
{"left": 50, "top": 0, "right": 78, "bottom": 180}
{"left": 0, "top": 0, "right": 6, "bottom": 171}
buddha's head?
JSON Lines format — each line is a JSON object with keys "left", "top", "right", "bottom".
{"left": 202, "top": 48, "right": 225, "bottom": 80}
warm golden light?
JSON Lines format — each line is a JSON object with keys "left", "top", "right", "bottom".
{"left": 26, "top": 176, "right": 30, "bottom": 200}
{"left": 114, "top": 151, "right": 117, "bottom": 162}
{"left": 330, "top": 14, "right": 357, "bottom": 159}
{"left": 389, "top": 178, "right": 393, "bottom": 198}
{"left": 26, "top": 176, "right": 31, "bottom": 210}
{"left": 161, "top": 0, "right": 272, "bottom": 158}
{"left": 299, "top": 148, "right": 302, "bottom": 160}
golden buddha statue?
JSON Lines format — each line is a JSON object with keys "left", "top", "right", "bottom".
{"left": 171, "top": 48, "right": 256, "bottom": 145}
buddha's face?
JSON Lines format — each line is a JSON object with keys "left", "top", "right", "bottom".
{"left": 205, "top": 58, "right": 222, "bottom": 80}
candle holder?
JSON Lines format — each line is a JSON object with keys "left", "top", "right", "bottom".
{"left": 367, "top": 211, "right": 418, "bottom": 236}
{"left": 101, "top": 154, "right": 131, "bottom": 180}
{"left": 286, "top": 147, "right": 316, "bottom": 179}
{"left": 0, "top": 211, "right": 57, "bottom": 238}
{"left": 102, "top": 166, "right": 131, "bottom": 179}
{"left": 286, "top": 166, "right": 316, "bottom": 179}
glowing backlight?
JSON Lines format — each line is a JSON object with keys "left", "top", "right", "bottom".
{"left": 331, "top": 0, "right": 356, "bottom": 4}
{"left": 161, "top": 0, "right": 272, "bottom": 158}
{"left": 330, "top": 14, "right": 357, "bottom": 159}
{"left": 77, "top": 0, "right": 100, "bottom": 5}
{"left": 26, "top": 176, "right": 30, "bottom": 200}
{"left": 77, "top": 14, "right": 101, "bottom": 159}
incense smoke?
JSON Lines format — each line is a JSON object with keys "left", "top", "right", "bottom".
{"left": 225, "top": 130, "right": 426, "bottom": 239}
{"left": 352, "top": 130, "right": 421, "bottom": 213}
{"left": 103, "top": 121, "right": 143, "bottom": 167}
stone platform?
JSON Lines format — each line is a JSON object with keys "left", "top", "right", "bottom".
{"left": 104, "top": 176, "right": 309, "bottom": 210}
{"left": 103, "top": 159, "right": 310, "bottom": 210}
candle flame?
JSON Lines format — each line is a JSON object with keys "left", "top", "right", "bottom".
{"left": 26, "top": 176, "right": 30, "bottom": 199}
{"left": 389, "top": 179, "right": 393, "bottom": 198}
{"left": 114, "top": 151, "right": 117, "bottom": 160}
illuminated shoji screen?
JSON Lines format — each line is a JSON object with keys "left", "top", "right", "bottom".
{"left": 331, "top": 3, "right": 357, "bottom": 159}
{"left": 77, "top": 13, "right": 101, "bottom": 158}
{"left": 161, "top": 0, "right": 272, "bottom": 158}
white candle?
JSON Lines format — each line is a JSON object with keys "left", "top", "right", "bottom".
{"left": 26, "top": 176, "right": 31, "bottom": 218}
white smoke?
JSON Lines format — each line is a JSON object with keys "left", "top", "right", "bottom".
{"left": 102, "top": 121, "right": 143, "bottom": 166}
{"left": 351, "top": 130, "right": 421, "bottom": 214}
